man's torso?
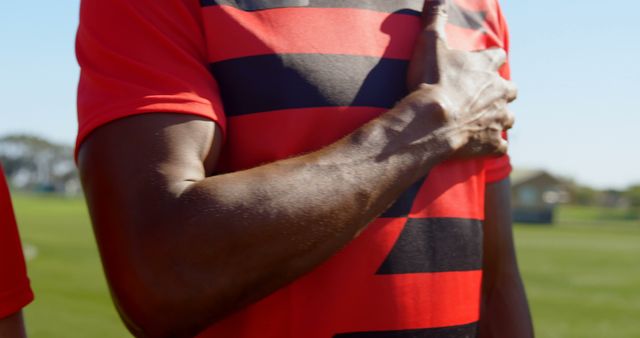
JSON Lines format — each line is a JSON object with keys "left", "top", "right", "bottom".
{"left": 195, "top": 0, "right": 508, "bottom": 336}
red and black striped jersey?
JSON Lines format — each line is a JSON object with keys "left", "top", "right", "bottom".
{"left": 0, "top": 166, "right": 33, "bottom": 318}
{"left": 76, "top": 0, "right": 512, "bottom": 336}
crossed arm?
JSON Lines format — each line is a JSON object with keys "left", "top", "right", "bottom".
{"left": 80, "top": 113, "right": 532, "bottom": 338}
{"left": 79, "top": 97, "right": 455, "bottom": 337}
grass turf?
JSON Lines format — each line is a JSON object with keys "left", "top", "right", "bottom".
{"left": 12, "top": 194, "right": 130, "bottom": 338}
{"left": 10, "top": 195, "right": 640, "bottom": 337}
{"left": 515, "top": 206, "right": 640, "bottom": 338}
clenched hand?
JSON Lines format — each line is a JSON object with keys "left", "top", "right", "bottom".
{"left": 406, "top": 0, "right": 516, "bottom": 157}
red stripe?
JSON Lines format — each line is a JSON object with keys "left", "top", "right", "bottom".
{"left": 219, "top": 107, "right": 386, "bottom": 172}
{"left": 410, "top": 160, "right": 486, "bottom": 219}
{"left": 201, "top": 5, "right": 505, "bottom": 63}
{"left": 198, "top": 218, "right": 481, "bottom": 337}
{"left": 446, "top": 24, "right": 492, "bottom": 51}
{"left": 446, "top": 0, "right": 504, "bottom": 51}
{"left": 202, "top": 6, "right": 421, "bottom": 62}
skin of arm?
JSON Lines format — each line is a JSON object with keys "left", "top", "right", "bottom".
{"left": 478, "top": 178, "right": 534, "bottom": 338}
{"left": 0, "top": 311, "right": 27, "bottom": 338}
{"left": 78, "top": 3, "right": 516, "bottom": 337}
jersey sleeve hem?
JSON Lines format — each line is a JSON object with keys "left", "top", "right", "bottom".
{"left": 0, "top": 283, "right": 34, "bottom": 319}
{"left": 75, "top": 97, "right": 227, "bottom": 160}
{"left": 485, "top": 155, "right": 512, "bottom": 183}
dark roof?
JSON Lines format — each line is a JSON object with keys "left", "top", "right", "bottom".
{"left": 511, "top": 169, "right": 559, "bottom": 186}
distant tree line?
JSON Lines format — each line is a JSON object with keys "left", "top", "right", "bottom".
{"left": 569, "top": 183, "right": 639, "bottom": 207}
{"left": 565, "top": 179, "right": 640, "bottom": 219}
{"left": 0, "top": 134, "right": 81, "bottom": 195}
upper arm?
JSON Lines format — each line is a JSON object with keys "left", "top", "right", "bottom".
{"left": 76, "top": 0, "right": 227, "bottom": 331}
{"left": 76, "top": 0, "right": 226, "bottom": 290}
{"left": 482, "top": 178, "right": 517, "bottom": 285}
{"left": 77, "top": 114, "right": 222, "bottom": 335}
{"left": 78, "top": 113, "right": 221, "bottom": 203}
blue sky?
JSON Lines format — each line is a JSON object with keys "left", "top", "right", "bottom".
{"left": 501, "top": 0, "right": 640, "bottom": 189}
{"left": 0, "top": 1, "right": 637, "bottom": 189}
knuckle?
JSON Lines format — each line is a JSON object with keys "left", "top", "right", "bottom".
{"left": 417, "top": 83, "right": 432, "bottom": 92}
{"left": 502, "top": 80, "right": 518, "bottom": 102}
{"left": 505, "top": 111, "right": 516, "bottom": 128}
{"left": 494, "top": 48, "right": 507, "bottom": 63}
{"left": 510, "top": 83, "right": 519, "bottom": 98}
{"left": 491, "top": 139, "right": 507, "bottom": 155}
{"left": 484, "top": 48, "right": 507, "bottom": 67}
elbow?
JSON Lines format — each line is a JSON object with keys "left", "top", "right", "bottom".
{"left": 97, "top": 223, "right": 216, "bottom": 338}
{"left": 90, "top": 199, "right": 237, "bottom": 337}
{"left": 116, "top": 302, "right": 197, "bottom": 338}
{"left": 105, "top": 254, "right": 217, "bottom": 338}
{"left": 103, "top": 254, "right": 197, "bottom": 338}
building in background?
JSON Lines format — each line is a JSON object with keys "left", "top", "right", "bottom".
{"left": 511, "top": 169, "right": 569, "bottom": 224}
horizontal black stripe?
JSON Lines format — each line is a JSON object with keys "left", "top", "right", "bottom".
{"left": 381, "top": 176, "right": 427, "bottom": 218}
{"left": 210, "top": 54, "right": 408, "bottom": 117}
{"left": 377, "top": 218, "right": 482, "bottom": 274}
{"left": 334, "top": 322, "right": 477, "bottom": 338}
{"left": 447, "top": 3, "right": 486, "bottom": 31}
{"left": 201, "top": 0, "right": 486, "bottom": 31}
{"left": 202, "top": 0, "right": 422, "bottom": 15}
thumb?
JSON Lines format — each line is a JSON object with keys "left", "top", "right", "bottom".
{"left": 422, "top": 0, "right": 448, "bottom": 43}
{"left": 406, "top": 0, "right": 448, "bottom": 89}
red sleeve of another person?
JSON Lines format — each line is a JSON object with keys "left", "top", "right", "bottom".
{"left": 0, "top": 166, "right": 33, "bottom": 319}
{"left": 485, "top": 0, "right": 513, "bottom": 183}
{"left": 75, "top": 0, "right": 226, "bottom": 154}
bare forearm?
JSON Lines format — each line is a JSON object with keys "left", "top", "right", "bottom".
{"left": 173, "top": 107, "right": 449, "bottom": 321}
{"left": 478, "top": 179, "right": 533, "bottom": 338}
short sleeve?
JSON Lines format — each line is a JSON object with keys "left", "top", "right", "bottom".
{"left": 0, "top": 167, "right": 33, "bottom": 318}
{"left": 75, "top": 0, "right": 226, "bottom": 153}
{"left": 485, "top": 0, "right": 512, "bottom": 183}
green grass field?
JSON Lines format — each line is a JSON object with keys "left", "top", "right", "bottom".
{"left": 11, "top": 195, "right": 640, "bottom": 338}
{"left": 515, "top": 207, "right": 640, "bottom": 338}
{"left": 12, "top": 194, "right": 130, "bottom": 338}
